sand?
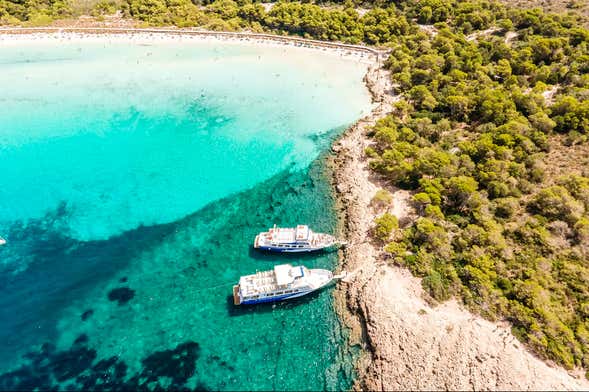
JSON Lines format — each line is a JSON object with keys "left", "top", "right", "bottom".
{"left": 0, "top": 27, "right": 382, "bottom": 64}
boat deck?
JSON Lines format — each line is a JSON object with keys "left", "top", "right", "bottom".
{"left": 240, "top": 270, "right": 279, "bottom": 296}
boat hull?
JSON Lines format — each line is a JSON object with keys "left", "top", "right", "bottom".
{"left": 253, "top": 230, "right": 340, "bottom": 253}
{"left": 239, "top": 289, "right": 314, "bottom": 305}
{"left": 255, "top": 245, "right": 327, "bottom": 253}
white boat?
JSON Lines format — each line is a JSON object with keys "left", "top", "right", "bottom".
{"left": 253, "top": 224, "right": 343, "bottom": 253}
{"left": 233, "top": 264, "right": 334, "bottom": 305}
{"left": 0, "top": 237, "right": 5, "bottom": 246}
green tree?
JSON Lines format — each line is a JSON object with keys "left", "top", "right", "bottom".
{"left": 444, "top": 176, "right": 479, "bottom": 212}
{"left": 409, "top": 85, "right": 438, "bottom": 111}
{"left": 374, "top": 213, "right": 399, "bottom": 242}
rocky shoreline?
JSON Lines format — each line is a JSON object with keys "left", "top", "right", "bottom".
{"left": 329, "top": 57, "right": 589, "bottom": 390}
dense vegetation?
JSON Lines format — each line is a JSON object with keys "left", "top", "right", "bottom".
{"left": 2, "top": 0, "right": 589, "bottom": 377}
{"left": 365, "top": 1, "right": 589, "bottom": 376}
{"left": 0, "top": 0, "right": 73, "bottom": 25}
{"left": 0, "top": 0, "right": 416, "bottom": 43}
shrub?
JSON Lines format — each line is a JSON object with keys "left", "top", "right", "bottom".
{"left": 424, "top": 204, "right": 444, "bottom": 219}
{"left": 371, "top": 189, "right": 394, "bottom": 210}
{"left": 0, "top": 13, "right": 20, "bottom": 25}
{"left": 384, "top": 241, "right": 407, "bottom": 261}
{"left": 494, "top": 197, "right": 519, "bottom": 219}
{"left": 26, "top": 12, "right": 53, "bottom": 26}
{"left": 374, "top": 213, "right": 399, "bottom": 242}
{"left": 128, "top": 0, "right": 167, "bottom": 24}
{"left": 528, "top": 186, "right": 584, "bottom": 223}
{"left": 551, "top": 96, "right": 589, "bottom": 134}
{"left": 364, "top": 146, "right": 378, "bottom": 158}
{"left": 422, "top": 267, "right": 456, "bottom": 301}
{"left": 574, "top": 217, "right": 589, "bottom": 244}
{"left": 561, "top": 175, "right": 589, "bottom": 209}
{"left": 91, "top": 0, "right": 118, "bottom": 16}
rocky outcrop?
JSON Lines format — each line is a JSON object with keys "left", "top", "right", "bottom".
{"left": 358, "top": 266, "right": 589, "bottom": 390}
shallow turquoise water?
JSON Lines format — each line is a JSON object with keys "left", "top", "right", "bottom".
{"left": 0, "top": 37, "right": 370, "bottom": 390}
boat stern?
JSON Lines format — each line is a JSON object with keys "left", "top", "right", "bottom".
{"left": 232, "top": 285, "right": 241, "bottom": 305}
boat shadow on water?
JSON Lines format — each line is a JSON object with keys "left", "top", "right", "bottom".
{"left": 225, "top": 289, "right": 325, "bottom": 317}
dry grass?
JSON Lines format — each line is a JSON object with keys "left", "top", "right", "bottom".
{"left": 543, "top": 134, "right": 589, "bottom": 183}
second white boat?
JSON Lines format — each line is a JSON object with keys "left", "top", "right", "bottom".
{"left": 233, "top": 263, "right": 334, "bottom": 305}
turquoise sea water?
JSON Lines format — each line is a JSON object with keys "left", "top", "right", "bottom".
{"left": 0, "top": 37, "right": 371, "bottom": 390}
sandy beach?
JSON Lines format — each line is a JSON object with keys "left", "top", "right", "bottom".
{"left": 0, "top": 27, "right": 383, "bottom": 64}
{"left": 2, "top": 27, "right": 588, "bottom": 389}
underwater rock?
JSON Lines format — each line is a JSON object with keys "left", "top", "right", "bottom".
{"left": 194, "top": 382, "right": 210, "bottom": 391}
{"left": 74, "top": 334, "right": 89, "bottom": 345}
{"left": 80, "top": 309, "right": 94, "bottom": 321}
{"left": 0, "top": 368, "right": 51, "bottom": 392}
{"left": 107, "top": 287, "right": 135, "bottom": 305}
{"left": 114, "top": 361, "right": 128, "bottom": 380}
{"left": 92, "top": 356, "right": 117, "bottom": 373}
{"left": 0, "top": 338, "right": 205, "bottom": 390}
{"left": 141, "top": 341, "right": 200, "bottom": 384}
{"left": 49, "top": 344, "right": 97, "bottom": 382}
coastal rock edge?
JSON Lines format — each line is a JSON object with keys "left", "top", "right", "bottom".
{"left": 329, "top": 59, "right": 589, "bottom": 391}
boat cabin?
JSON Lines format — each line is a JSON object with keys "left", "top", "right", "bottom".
{"left": 267, "top": 225, "right": 310, "bottom": 245}
{"left": 275, "top": 264, "right": 305, "bottom": 286}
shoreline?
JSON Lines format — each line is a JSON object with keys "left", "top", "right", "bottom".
{"left": 327, "top": 60, "right": 397, "bottom": 389}
{"left": 329, "top": 42, "right": 589, "bottom": 391}
{"left": 0, "top": 27, "right": 386, "bottom": 63}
